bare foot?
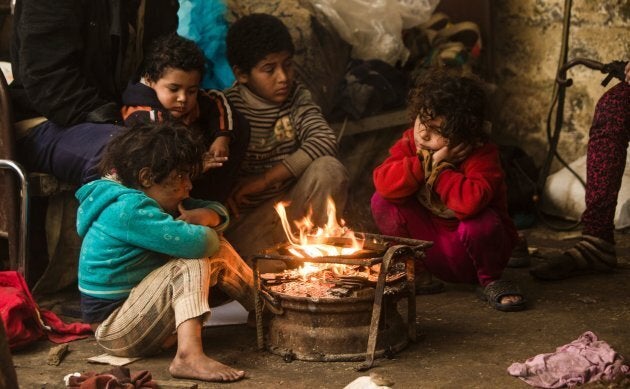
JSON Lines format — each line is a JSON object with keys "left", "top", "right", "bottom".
{"left": 500, "top": 295, "right": 522, "bottom": 305}
{"left": 169, "top": 353, "right": 246, "bottom": 382}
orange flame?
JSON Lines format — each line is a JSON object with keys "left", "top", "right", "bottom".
{"left": 274, "top": 197, "right": 364, "bottom": 279}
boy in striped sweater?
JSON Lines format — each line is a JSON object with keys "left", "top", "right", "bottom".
{"left": 223, "top": 13, "right": 349, "bottom": 267}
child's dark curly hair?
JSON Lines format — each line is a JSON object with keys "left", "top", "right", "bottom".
{"left": 408, "top": 69, "right": 488, "bottom": 146}
{"left": 141, "top": 33, "right": 205, "bottom": 83}
{"left": 226, "top": 13, "right": 295, "bottom": 73}
{"left": 98, "top": 121, "right": 205, "bottom": 188}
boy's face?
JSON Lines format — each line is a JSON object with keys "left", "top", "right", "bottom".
{"left": 147, "top": 67, "right": 201, "bottom": 120}
{"left": 142, "top": 168, "right": 193, "bottom": 215}
{"left": 413, "top": 115, "right": 448, "bottom": 152}
{"left": 235, "top": 51, "right": 294, "bottom": 104}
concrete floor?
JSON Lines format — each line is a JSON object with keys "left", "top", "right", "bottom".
{"left": 7, "top": 225, "right": 630, "bottom": 389}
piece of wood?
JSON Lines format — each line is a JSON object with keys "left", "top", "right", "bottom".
{"left": 155, "top": 379, "right": 198, "bottom": 389}
{"left": 46, "top": 343, "right": 68, "bottom": 366}
{"left": 331, "top": 109, "right": 409, "bottom": 138}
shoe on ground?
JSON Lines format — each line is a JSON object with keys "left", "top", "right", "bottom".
{"left": 529, "top": 235, "right": 617, "bottom": 280}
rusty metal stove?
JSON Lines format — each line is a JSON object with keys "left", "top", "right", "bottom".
{"left": 251, "top": 233, "right": 432, "bottom": 370}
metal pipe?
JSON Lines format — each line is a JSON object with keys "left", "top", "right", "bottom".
{"left": 556, "top": 57, "right": 605, "bottom": 86}
{"left": 0, "top": 159, "right": 29, "bottom": 281}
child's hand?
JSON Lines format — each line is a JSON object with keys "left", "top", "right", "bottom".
{"left": 202, "top": 153, "right": 228, "bottom": 172}
{"left": 226, "top": 175, "right": 268, "bottom": 218}
{"left": 432, "top": 142, "right": 474, "bottom": 166}
{"left": 210, "top": 136, "right": 230, "bottom": 158}
{"left": 177, "top": 203, "right": 221, "bottom": 227}
{"left": 202, "top": 137, "right": 231, "bottom": 172}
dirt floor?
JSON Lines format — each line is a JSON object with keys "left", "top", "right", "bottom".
{"left": 5, "top": 224, "right": 630, "bottom": 389}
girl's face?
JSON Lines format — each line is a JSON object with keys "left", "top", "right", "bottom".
{"left": 413, "top": 115, "right": 448, "bottom": 152}
{"left": 148, "top": 67, "right": 201, "bottom": 120}
{"left": 142, "top": 168, "right": 193, "bottom": 215}
{"left": 235, "top": 51, "right": 294, "bottom": 104}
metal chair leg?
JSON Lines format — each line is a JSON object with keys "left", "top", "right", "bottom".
{"left": 0, "top": 159, "right": 29, "bottom": 280}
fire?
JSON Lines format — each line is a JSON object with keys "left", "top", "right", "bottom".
{"left": 274, "top": 197, "right": 365, "bottom": 279}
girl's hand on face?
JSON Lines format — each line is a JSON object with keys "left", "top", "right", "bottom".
{"left": 432, "top": 142, "right": 474, "bottom": 166}
{"left": 177, "top": 203, "right": 220, "bottom": 227}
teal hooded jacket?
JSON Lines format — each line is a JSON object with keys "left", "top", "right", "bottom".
{"left": 76, "top": 179, "right": 229, "bottom": 300}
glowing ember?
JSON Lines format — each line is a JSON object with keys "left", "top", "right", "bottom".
{"left": 274, "top": 197, "right": 365, "bottom": 279}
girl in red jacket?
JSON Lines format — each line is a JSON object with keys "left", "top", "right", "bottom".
{"left": 371, "top": 70, "right": 525, "bottom": 311}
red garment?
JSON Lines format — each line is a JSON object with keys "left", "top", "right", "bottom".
{"left": 0, "top": 271, "right": 92, "bottom": 350}
{"left": 373, "top": 128, "right": 512, "bottom": 222}
{"left": 66, "top": 367, "right": 158, "bottom": 389}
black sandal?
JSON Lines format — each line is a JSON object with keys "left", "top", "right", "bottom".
{"left": 477, "top": 280, "right": 527, "bottom": 312}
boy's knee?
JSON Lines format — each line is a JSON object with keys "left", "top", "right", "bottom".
{"left": 297, "top": 157, "right": 349, "bottom": 201}
{"left": 305, "top": 156, "right": 349, "bottom": 186}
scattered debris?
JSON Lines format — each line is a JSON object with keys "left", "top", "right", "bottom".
{"left": 344, "top": 372, "right": 394, "bottom": 389}
{"left": 155, "top": 380, "right": 198, "bottom": 389}
{"left": 87, "top": 353, "right": 142, "bottom": 366}
{"left": 47, "top": 343, "right": 68, "bottom": 366}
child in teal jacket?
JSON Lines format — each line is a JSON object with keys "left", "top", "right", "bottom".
{"left": 77, "top": 121, "right": 254, "bottom": 383}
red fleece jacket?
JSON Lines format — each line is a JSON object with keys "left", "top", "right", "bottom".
{"left": 373, "top": 128, "right": 514, "bottom": 224}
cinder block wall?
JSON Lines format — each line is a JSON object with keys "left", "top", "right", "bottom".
{"left": 491, "top": 1, "right": 629, "bottom": 172}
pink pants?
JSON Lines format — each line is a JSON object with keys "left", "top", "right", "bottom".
{"left": 371, "top": 193, "right": 516, "bottom": 286}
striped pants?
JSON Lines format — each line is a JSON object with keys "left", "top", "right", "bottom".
{"left": 94, "top": 239, "right": 255, "bottom": 357}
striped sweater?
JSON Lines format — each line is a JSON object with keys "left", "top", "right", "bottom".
{"left": 224, "top": 82, "right": 338, "bottom": 206}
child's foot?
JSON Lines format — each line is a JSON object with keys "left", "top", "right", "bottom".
{"left": 169, "top": 353, "right": 246, "bottom": 382}
{"left": 477, "top": 280, "right": 526, "bottom": 312}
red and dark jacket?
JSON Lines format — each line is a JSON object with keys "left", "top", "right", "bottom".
{"left": 121, "top": 81, "right": 235, "bottom": 143}
{"left": 373, "top": 128, "right": 516, "bottom": 232}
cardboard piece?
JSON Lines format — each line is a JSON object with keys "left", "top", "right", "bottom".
{"left": 203, "top": 300, "right": 249, "bottom": 327}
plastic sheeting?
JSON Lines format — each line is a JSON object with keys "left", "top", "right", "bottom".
{"left": 309, "top": 0, "right": 439, "bottom": 65}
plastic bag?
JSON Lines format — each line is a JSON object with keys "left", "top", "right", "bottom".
{"left": 309, "top": 0, "right": 438, "bottom": 65}
{"left": 397, "top": 0, "right": 441, "bottom": 29}
{"left": 177, "top": 0, "right": 235, "bottom": 89}
{"left": 541, "top": 145, "right": 630, "bottom": 229}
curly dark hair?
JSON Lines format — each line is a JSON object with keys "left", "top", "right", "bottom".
{"left": 408, "top": 69, "right": 488, "bottom": 146}
{"left": 141, "top": 33, "right": 206, "bottom": 83}
{"left": 226, "top": 13, "right": 295, "bottom": 73}
{"left": 98, "top": 121, "right": 205, "bottom": 188}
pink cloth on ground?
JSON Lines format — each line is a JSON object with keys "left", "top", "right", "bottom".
{"left": 507, "top": 331, "right": 630, "bottom": 388}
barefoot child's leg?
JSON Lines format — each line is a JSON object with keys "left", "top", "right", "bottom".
{"left": 169, "top": 318, "right": 245, "bottom": 382}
